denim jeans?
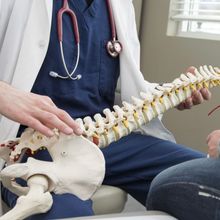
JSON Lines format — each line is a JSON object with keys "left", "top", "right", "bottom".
{"left": 147, "top": 158, "right": 220, "bottom": 220}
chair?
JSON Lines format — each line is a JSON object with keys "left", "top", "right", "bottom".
{"left": 1, "top": 185, "right": 128, "bottom": 216}
{"left": 91, "top": 185, "right": 127, "bottom": 215}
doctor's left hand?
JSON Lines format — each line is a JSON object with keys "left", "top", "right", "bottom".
{"left": 0, "top": 81, "right": 83, "bottom": 137}
{"left": 176, "top": 66, "right": 212, "bottom": 110}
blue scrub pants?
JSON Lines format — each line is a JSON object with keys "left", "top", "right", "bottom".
{"left": 1, "top": 133, "right": 204, "bottom": 219}
{"left": 147, "top": 158, "right": 220, "bottom": 220}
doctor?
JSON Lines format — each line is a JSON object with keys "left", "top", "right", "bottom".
{"left": 0, "top": 0, "right": 211, "bottom": 219}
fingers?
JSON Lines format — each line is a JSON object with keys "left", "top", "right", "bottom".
{"left": 191, "top": 90, "right": 203, "bottom": 105}
{"left": 186, "top": 66, "right": 196, "bottom": 74}
{"left": 200, "top": 88, "right": 211, "bottom": 100}
{"left": 176, "top": 66, "right": 212, "bottom": 111}
{"left": 42, "top": 96, "right": 56, "bottom": 106}
{"left": 183, "top": 66, "right": 211, "bottom": 105}
{"left": 176, "top": 102, "right": 185, "bottom": 111}
{"left": 33, "top": 95, "right": 83, "bottom": 136}
{"left": 176, "top": 83, "right": 211, "bottom": 111}
{"left": 40, "top": 106, "right": 83, "bottom": 135}
{"left": 176, "top": 97, "right": 193, "bottom": 110}
{"left": 23, "top": 117, "right": 54, "bottom": 137}
{"left": 185, "top": 97, "right": 193, "bottom": 108}
{"left": 190, "top": 88, "right": 211, "bottom": 106}
{"left": 206, "top": 133, "right": 211, "bottom": 144}
{"left": 181, "top": 97, "right": 193, "bottom": 109}
{"left": 207, "top": 141, "right": 219, "bottom": 158}
{"left": 33, "top": 110, "right": 73, "bottom": 135}
{"left": 206, "top": 130, "right": 220, "bottom": 158}
{"left": 206, "top": 130, "right": 220, "bottom": 144}
{"left": 23, "top": 110, "right": 81, "bottom": 137}
{"left": 184, "top": 89, "right": 211, "bottom": 107}
{"left": 0, "top": 85, "right": 83, "bottom": 136}
{"left": 177, "top": 88, "right": 211, "bottom": 111}
{"left": 54, "top": 109, "right": 83, "bottom": 135}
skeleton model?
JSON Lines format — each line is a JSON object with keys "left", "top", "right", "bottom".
{"left": 0, "top": 65, "right": 219, "bottom": 219}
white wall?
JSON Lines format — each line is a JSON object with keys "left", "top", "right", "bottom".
{"left": 133, "top": 0, "right": 143, "bottom": 33}
{"left": 140, "top": 0, "right": 220, "bottom": 152}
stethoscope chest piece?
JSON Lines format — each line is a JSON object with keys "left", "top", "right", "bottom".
{"left": 107, "top": 40, "right": 122, "bottom": 58}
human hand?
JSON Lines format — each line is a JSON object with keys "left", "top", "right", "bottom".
{"left": 206, "top": 130, "right": 220, "bottom": 158}
{"left": 0, "top": 82, "right": 83, "bottom": 137}
{"left": 176, "top": 66, "right": 211, "bottom": 110}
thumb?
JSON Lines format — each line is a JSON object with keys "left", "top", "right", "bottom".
{"left": 186, "top": 66, "right": 196, "bottom": 74}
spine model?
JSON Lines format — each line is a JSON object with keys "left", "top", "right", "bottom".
{"left": 0, "top": 65, "right": 219, "bottom": 220}
{"left": 1, "top": 65, "right": 220, "bottom": 161}
{"left": 75, "top": 65, "right": 220, "bottom": 148}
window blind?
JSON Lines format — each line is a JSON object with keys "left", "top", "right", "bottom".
{"left": 170, "top": 0, "right": 220, "bottom": 22}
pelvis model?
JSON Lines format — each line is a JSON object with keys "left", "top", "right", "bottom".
{"left": 0, "top": 65, "right": 219, "bottom": 220}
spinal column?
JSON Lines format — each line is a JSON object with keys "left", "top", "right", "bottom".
{"left": 75, "top": 65, "right": 220, "bottom": 148}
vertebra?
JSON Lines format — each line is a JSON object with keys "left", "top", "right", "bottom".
{"left": 77, "top": 65, "right": 220, "bottom": 149}
{"left": 2, "top": 65, "right": 220, "bottom": 161}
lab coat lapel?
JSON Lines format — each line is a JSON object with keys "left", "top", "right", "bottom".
{"left": 11, "top": 0, "right": 52, "bottom": 92}
{"left": 45, "top": 0, "right": 53, "bottom": 23}
{"left": 0, "top": 0, "right": 53, "bottom": 140}
{"left": 111, "top": 0, "right": 176, "bottom": 142}
{"left": 110, "top": 0, "right": 148, "bottom": 101}
{"left": 110, "top": 0, "right": 141, "bottom": 65}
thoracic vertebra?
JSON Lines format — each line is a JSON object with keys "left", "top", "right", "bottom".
{"left": 75, "top": 65, "right": 220, "bottom": 148}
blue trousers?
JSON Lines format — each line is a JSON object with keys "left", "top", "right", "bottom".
{"left": 147, "top": 158, "right": 220, "bottom": 220}
{"left": 2, "top": 133, "right": 204, "bottom": 219}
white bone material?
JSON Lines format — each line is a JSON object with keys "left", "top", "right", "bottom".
{"left": 0, "top": 175, "right": 53, "bottom": 220}
{"left": 0, "top": 132, "right": 105, "bottom": 220}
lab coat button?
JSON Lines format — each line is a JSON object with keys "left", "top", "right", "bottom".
{"left": 38, "top": 40, "right": 46, "bottom": 49}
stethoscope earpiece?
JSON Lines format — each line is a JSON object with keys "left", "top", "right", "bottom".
{"left": 49, "top": 71, "right": 82, "bottom": 80}
{"left": 76, "top": 74, "right": 82, "bottom": 80}
{"left": 49, "top": 71, "right": 59, "bottom": 78}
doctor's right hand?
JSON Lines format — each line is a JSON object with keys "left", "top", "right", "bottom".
{"left": 0, "top": 81, "right": 83, "bottom": 137}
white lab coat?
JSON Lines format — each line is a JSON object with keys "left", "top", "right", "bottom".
{"left": 0, "top": 0, "right": 175, "bottom": 142}
{"left": 0, "top": 0, "right": 175, "bottom": 214}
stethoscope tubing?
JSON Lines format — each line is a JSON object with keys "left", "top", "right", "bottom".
{"left": 51, "top": 0, "right": 122, "bottom": 81}
{"left": 59, "top": 42, "right": 81, "bottom": 80}
{"left": 106, "top": 0, "right": 116, "bottom": 40}
{"left": 57, "top": 0, "right": 80, "bottom": 43}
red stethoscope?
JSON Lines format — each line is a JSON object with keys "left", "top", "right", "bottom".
{"left": 49, "top": 0, "right": 122, "bottom": 80}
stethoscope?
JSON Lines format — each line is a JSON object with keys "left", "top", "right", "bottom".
{"left": 49, "top": 0, "right": 122, "bottom": 81}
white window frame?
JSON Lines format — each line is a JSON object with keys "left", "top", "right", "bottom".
{"left": 167, "top": 0, "right": 220, "bottom": 41}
